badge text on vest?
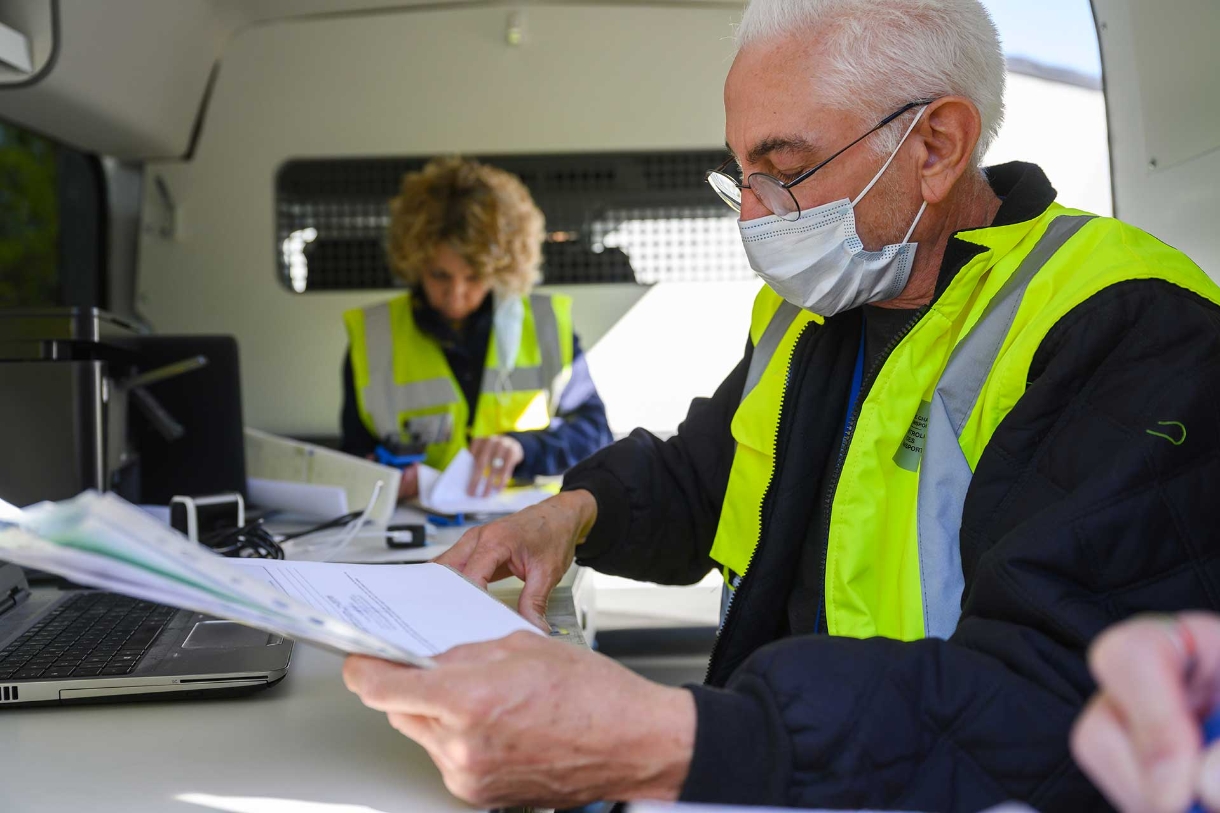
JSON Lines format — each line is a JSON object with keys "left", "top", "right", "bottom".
{"left": 403, "top": 413, "right": 454, "bottom": 446}
{"left": 893, "top": 400, "right": 932, "bottom": 472}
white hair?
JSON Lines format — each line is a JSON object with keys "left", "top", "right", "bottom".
{"left": 735, "top": 0, "right": 1006, "bottom": 164}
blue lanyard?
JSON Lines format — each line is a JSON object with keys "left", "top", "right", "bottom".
{"left": 843, "top": 319, "right": 866, "bottom": 441}
{"left": 817, "top": 317, "right": 867, "bottom": 637}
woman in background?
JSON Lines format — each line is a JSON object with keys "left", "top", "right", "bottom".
{"left": 341, "top": 156, "right": 612, "bottom": 499}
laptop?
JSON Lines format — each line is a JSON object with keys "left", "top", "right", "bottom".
{"left": 0, "top": 563, "right": 292, "bottom": 707}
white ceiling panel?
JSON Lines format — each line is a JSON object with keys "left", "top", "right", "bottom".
{"left": 0, "top": 0, "right": 741, "bottom": 159}
{"left": 0, "top": 0, "right": 226, "bottom": 159}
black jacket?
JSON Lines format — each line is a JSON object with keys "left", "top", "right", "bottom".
{"left": 340, "top": 292, "right": 613, "bottom": 479}
{"left": 563, "top": 163, "right": 1220, "bottom": 811}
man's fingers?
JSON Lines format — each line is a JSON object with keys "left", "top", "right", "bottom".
{"left": 1091, "top": 620, "right": 1201, "bottom": 809}
{"left": 343, "top": 656, "right": 455, "bottom": 717}
{"left": 433, "top": 527, "right": 482, "bottom": 572}
{"left": 461, "top": 538, "right": 514, "bottom": 589}
{"left": 387, "top": 711, "right": 441, "bottom": 745}
{"left": 517, "top": 573, "right": 555, "bottom": 632}
{"left": 434, "top": 637, "right": 516, "bottom": 666}
{"left": 1072, "top": 694, "right": 1152, "bottom": 812}
{"left": 1178, "top": 613, "right": 1220, "bottom": 711}
{"left": 1198, "top": 741, "right": 1220, "bottom": 811}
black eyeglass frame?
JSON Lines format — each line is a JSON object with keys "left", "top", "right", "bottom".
{"left": 707, "top": 98, "right": 937, "bottom": 220}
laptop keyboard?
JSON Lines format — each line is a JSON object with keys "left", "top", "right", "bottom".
{"left": 0, "top": 593, "right": 178, "bottom": 681}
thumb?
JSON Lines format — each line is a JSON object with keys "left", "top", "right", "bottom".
{"left": 517, "top": 576, "right": 553, "bottom": 632}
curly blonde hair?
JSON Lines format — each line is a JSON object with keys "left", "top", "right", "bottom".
{"left": 386, "top": 156, "right": 544, "bottom": 297}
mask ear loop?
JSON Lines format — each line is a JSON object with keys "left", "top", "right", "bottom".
{"left": 902, "top": 200, "right": 929, "bottom": 244}
{"left": 495, "top": 367, "right": 513, "bottom": 404}
{"left": 851, "top": 105, "right": 930, "bottom": 208}
{"left": 491, "top": 293, "right": 524, "bottom": 406}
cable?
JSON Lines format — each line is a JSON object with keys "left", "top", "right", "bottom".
{"left": 199, "top": 518, "right": 284, "bottom": 560}
{"left": 276, "top": 481, "right": 385, "bottom": 563}
{"left": 276, "top": 511, "right": 363, "bottom": 542}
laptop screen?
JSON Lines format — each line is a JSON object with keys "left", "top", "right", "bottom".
{"left": 129, "top": 336, "right": 248, "bottom": 505}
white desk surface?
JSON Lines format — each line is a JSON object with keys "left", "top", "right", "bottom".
{"left": 273, "top": 504, "right": 467, "bottom": 564}
{"left": 272, "top": 506, "right": 583, "bottom": 599}
{"left": 0, "top": 506, "right": 585, "bottom": 812}
{"left": 0, "top": 643, "right": 477, "bottom": 812}
{"left": 2, "top": 494, "right": 807, "bottom": 810}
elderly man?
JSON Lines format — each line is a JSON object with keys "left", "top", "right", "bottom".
{"left": 344, "top": 0, "right": 1220, "bottom": 809}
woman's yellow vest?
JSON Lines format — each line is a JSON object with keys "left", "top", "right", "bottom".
{"left": 711, "top": 205, "right": 1220, "bottom": 641}
{"left": 344, "top": 292, "right": 574, "bottom": 471}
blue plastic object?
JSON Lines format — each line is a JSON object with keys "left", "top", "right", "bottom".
{"left": 425, "top": 512, "right": 466, "bottom": 527}
{"left": 374, "top": 445, "right": 427, "bottom": 469}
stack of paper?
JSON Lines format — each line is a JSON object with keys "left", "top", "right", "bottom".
{"left": 244, "top": 428, "right": 400, "bottom": 523}
{"left": 0, "top": 492, "right": 542, "bottom": 667}
{"left": 418, "top": 448, "right": 557, "bottom": 515}
{"left": 246, "top": 477, "right": 349, "bottom": 519}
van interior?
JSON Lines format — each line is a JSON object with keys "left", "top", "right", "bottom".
{"left": 0, "top": 0, "right": 1216, "bottom": 801}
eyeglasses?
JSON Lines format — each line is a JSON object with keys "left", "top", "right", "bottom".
{"left": 707, "top": 99, "right": 936, "bottom": 222}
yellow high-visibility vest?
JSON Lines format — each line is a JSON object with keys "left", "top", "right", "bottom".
{"left": 710, "top": 204, "right": 1220, "bottom": 640}
{"left": 344, "top": 292, "right": 574, "bottom": 471}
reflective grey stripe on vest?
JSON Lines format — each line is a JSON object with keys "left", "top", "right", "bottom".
{"left": 480, "top": 365, "right": 548, "bottom": 395}
{"left": 741, "top": 300, "right": 800, "bottom": 403}
{"left": 530, "top": 294, "right": 566, "bottom": 409}
{"left": 360, "top": 303, "right": 460, "bottom": 439}
{"left": 916, "top": 214, "right": 1095, "bottom": 639}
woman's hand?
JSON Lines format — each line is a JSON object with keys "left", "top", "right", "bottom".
{"left": 397, "top": 464, "right": 420, "bottom": 501}
{"left": 369, "top": 454, "right": 420, "bottom": 501}
{"left": 1072, "top": 613, "right": 1220, "bottom": 813}
{"left": 468, "top": 435, "right": 525, "bottom": 496}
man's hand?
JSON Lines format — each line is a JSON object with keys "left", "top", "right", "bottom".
{"left": 468, "top": 435, "right": 525, "bottom": 496}
{"left": 1071, "top": 613, "right": 1220, "bottom": 813}
{"left": 434, "top": 490, "right": 597, "bottom": 630}
{"left": 344, "top": 632, "right": 695, "bottom": 809}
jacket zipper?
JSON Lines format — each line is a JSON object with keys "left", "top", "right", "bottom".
{"left": 815, "top": 305, "right": 929, "bottom": 633}
{"left": 705, "top": 321, "right": 813, "bottom": 684}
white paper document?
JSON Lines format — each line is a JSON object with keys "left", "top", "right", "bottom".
{"left": 233, "top": 559, "right": 538, "bottom": 657}
{"left": 247, "top": 477, "right": 349, "bottom": 519}
{"left": 0, "top": 492, "right": 541, "bottom": 668}
{"left": 0, "top": 496, "right": 24, "bottom": 522}
{"left": 418, "top": 448, "right": 555, "bottom": 515}
{"left": 244, "top": 428, "right": 400, "bottom": 523}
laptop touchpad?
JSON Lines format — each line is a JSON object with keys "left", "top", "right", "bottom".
{"left": 182, "top": 621, "right": 283, "bottom": 649}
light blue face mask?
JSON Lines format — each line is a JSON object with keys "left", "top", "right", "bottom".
{"left": 738, "top": 107, "right": 929, "bottom": 316}
{"left": 490, "top": 293, "right": 525, "bottom": 396}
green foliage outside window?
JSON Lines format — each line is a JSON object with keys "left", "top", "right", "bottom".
{"left": 0, "top": 123, "right": 59, "bottom": 308}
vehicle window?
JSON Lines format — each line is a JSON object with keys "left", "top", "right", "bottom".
{"left": 0, "top": 119, "right": 103, "bottom": 308}
{"left": 0, "top": 120, "right": 58, "bottom": 307}
{"left": 276, "top": 151, "right": 751, "bottom": 292}
{"left": 982, "top": 0, "right": 1110, "bottom": 215}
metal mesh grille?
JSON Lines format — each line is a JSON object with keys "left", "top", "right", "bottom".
{"left": 275, "top": 151, "right": 754, "bottom": 292}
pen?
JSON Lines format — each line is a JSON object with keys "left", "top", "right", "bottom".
{"left": 1189, "top": 710, "right": 1220, "bottom": 813}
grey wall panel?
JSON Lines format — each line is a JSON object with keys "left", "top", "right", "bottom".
{"left": 1094, "top": 0, "right": 1220, "bottom": 278}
